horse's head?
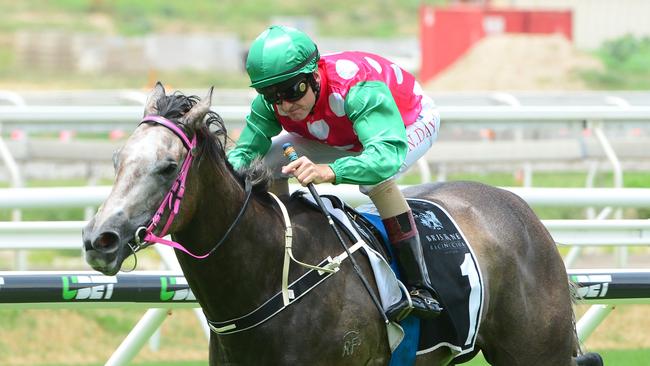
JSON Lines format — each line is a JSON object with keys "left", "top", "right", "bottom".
{"left": 83, "top": 82, "right": 215, "bottom": 275}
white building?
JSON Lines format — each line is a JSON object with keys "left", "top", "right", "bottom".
{"left": 497, "top": 0, "right": 650, "bottom": 49}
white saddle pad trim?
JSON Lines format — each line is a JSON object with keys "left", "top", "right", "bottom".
{"left": 303, "top": 194, "right": 406, "bottom": 352}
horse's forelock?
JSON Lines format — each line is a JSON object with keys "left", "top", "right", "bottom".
{"left": 152, "top": 92, "right": 227, "bottom": 158}
{"left": 155, "top": 92, "right": 199, "bottom": 123}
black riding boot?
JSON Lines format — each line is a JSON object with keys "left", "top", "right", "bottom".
{"left": 383, "top": 210, "right": 443, "bottom": 321}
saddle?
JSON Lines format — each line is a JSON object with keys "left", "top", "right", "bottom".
{"left": 295, "top": 191, "right": 484, "bottom": 364}
{"left": 293, "top": 191, "right": 391, "bottom": 261}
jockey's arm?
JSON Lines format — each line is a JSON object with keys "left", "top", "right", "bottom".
{"left": 328, "top": 82, "right": 407, "bottom": 186}
{"left": 227, "top": 95, "right": 282, "bottom": 170}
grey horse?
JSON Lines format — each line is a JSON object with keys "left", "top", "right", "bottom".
{"left": 83, "top": 83, "right": 603, "bottom": 366}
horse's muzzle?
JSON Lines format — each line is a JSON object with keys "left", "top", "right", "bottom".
{"left": 82, "top": 218, "right": 120, "bottom": 253}
{"left": 89, "top": 230, "right": 121, "bottom": 253}
{"left": 82, "top": 219, "right": 128, "bottom": 275}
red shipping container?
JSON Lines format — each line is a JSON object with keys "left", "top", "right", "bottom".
{"left": 419, "top": 6, "right": 484, "bottom": 83}
{"left": 526, "top": 10, "right": 572, "bottom": 39}
{"left": 484, "top": 10, "right": 525, "bottom": 34}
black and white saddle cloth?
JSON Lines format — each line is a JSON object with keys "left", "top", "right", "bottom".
{"left": 406, "top": 198, "right": 484, "bottom": 357}
{"left": 303, "top": 194, "right": 485, "bottom": 360}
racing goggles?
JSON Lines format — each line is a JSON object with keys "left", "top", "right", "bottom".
{"left": 256, "top": 74, "right": 310, "bottom": 105}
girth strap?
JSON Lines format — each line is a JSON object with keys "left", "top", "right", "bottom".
{"left": 267, "top": 192, "right": 339, "bottom": 306}
{"left": 207, "top": 254, "right": 346, "bottom": 335}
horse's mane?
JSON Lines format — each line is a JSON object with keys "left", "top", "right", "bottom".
{"left": 154, "top": 92, "right": 272, "bottom": 194}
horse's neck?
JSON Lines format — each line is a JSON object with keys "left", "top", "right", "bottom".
{"left": 175, "top": 163, "right": 285, "bottom": 320}
{"left": 187, "top": 163, "right": 243, "bottom": 239}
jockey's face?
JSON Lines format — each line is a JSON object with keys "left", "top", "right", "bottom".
{"left": 277, "top": 72, "right": 319, "bottom": 121}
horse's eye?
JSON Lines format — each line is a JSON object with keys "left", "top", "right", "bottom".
{"left": 156, "top": 161, "right": 178, "bottom": 176}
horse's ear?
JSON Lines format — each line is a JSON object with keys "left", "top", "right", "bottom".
{"left": 144, "top": 82, "right": 166, "bottom": 116}
{"left": 182, "top": 86, "right": 214, "bottom": 129}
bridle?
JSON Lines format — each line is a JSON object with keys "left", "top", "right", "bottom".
{"left": 130, "top": 114, "right": 252, "bottom": 259}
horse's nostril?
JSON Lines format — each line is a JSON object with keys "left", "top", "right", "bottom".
{"left": 93, "top": 231, "right": 120, "bottom": 252}
{"left": 83, "top": 238, "right": 93, "bottom": 251}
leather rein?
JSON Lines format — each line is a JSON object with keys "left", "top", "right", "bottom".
{"left": 130, "top": 115, "right": 252, "bottom": 259}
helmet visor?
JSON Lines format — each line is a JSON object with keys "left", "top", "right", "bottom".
{"left": 256, "top": 74, "right": 310, "bottom": 105}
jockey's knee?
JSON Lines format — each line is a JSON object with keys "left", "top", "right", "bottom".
{"left": 366, "top": 180, "right": 409, "bottom": 220}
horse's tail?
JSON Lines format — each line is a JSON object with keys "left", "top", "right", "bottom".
{"left": 568, "top": 279, "right": 605, "bottom": 366}
{"left": 568, "top": 280, "right": 583, "bottom": 355}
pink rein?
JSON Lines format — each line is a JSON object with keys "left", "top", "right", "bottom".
{"left": 134, "top": 115, "right": 211, "bottom": 259}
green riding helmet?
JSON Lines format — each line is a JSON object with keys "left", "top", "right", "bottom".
{"left": 246, "top": 25, "right": 320, "bottom": 89}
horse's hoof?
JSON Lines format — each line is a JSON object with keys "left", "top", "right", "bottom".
{"left": 576, "top": 352, "right": 604, "bottom": 366}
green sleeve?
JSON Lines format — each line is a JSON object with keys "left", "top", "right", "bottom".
{"left": 329, "top": 81, "right": 408, "bottom": 185}
{"left": 226, "top": 95, "right": 282, "bottom": 170}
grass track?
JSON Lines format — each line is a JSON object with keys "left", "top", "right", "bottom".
{"left": 463, "top": 349, "right": 650, "bottom": 365}
{"left": 42, "top": 348, "right": 650, "bottom": 366}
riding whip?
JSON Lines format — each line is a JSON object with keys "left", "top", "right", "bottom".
{"left": 282, "top": 143, "right": 389, "bottom": 324}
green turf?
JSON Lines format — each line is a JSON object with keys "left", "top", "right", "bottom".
{"left": 463, "top": 348, "right": 650, "bottom": 365}
{"left": 43, "top": 348, "right": 650, "bottom": 366}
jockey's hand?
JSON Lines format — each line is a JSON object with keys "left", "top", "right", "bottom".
{"left": 281, "top": 156, "right": 335, "bottom": 186}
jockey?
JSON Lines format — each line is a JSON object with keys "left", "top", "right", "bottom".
{"left": 227, "top": 25, "right": 442, "bottom": 320}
